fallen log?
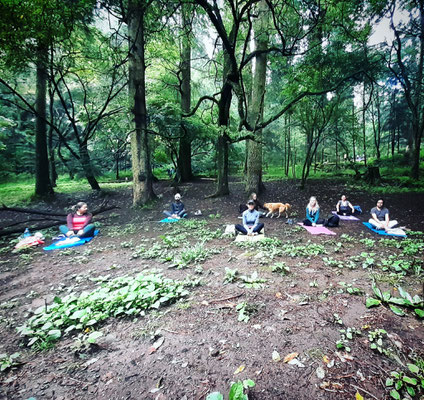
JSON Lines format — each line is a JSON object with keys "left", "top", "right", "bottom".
{"left": 1, "top": 204, "right": 67, "bottom": 217}
{"left": 0, "top": 205, "right": 118, "bottom": 237}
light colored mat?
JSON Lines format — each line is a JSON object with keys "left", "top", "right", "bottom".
{"left": 331, "top": 211, "right": 360, "bottom": 221}
{"left": 234, "top": 232, "right": 266, "bottom": 242}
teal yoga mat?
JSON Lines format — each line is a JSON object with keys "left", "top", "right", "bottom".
{"left": 362, "top": 222, "right": 406, "bottom": 238}
{"left": 44, "top": 230, "right": 99, "bottom": 251}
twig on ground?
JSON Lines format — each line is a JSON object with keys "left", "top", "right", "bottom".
{"left": 208, "top": 293, "right": 244, "bottom": 304}
{"left": 350, "top": 384, "right": 379, "bottom": 400}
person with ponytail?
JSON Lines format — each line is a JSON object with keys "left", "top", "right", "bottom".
{"left": 59, "top": 202, "right": 95, "bottom": 238}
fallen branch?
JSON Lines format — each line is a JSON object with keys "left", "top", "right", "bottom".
{"left": 1, "top": 204, "right": 67, "bottom": 217}
{"left": 350, "top": 384, "right": 379, "bottom": 400}
{"left": 208, "top": 293, "right": 244, "bottom": 304}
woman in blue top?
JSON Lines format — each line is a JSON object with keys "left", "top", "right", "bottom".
{"left": 303, "top": 196, "right": 325, "bottom": 226}
{"left": 235, "top": 200, "right": 264, "bottom": 235}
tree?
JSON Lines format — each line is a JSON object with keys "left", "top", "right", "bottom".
{"left": 128, "top": 0, "right": 156, "bottom": 205}
{"left": 0, "top": 0, "right": 94, "bottom": 197}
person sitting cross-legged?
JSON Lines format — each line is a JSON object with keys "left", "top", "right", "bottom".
{"left": 163, "top": 193, "right": 187, "bottom": 219}
{"left": 369, "top": 198, "right": 398, "bottom": 232}
{"left": 59, "top": 202, "right": 96, "bottom": 238}
{"left": 235, "top": 200, "right": 264, "bottom": 236}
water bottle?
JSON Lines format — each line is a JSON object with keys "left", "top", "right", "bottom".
{"left": 23, "top": 228, "right": 31, "bottom": 238}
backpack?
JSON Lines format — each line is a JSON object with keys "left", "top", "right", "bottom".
{"left": 325, "top": 214, "right": 340, "bottom": 227}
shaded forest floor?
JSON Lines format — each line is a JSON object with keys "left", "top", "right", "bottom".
{"left": 0, "top": 178, "right": 423, "bottom": 400}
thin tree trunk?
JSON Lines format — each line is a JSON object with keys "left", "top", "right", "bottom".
{"left": 80, "top": 142, "right": 100, "bottom": 190}
{"left": 178, "top": 4, "right": 193, "bottom": 182}
{"left": 35, "top": 43, "right": 53, "bottom": 198}
{"left": 362, "top": 83, "right": 367, "bottom": 166}
{"left": 128, "top": 0, "right": 156, "bottom": 205}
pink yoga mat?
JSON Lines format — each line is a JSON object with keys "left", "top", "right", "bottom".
{"left": 298, "top": 223, "right": 336, "bottom": 235}
{"left": 331, "top": 211, "right": 360, "bottom": 221}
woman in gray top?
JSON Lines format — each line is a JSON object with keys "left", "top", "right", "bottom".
{"left": 236, "top": 200, "right": 264, "bottom": 235}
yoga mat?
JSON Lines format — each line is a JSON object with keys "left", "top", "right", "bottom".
{"left": 159, "top": 217, "right": 180, "bottom": 223}
{"left": 44, "top": 230, "right": 99, "bottom": 251}
{"left": 298, "top": 223, "right": 336, "bottom": 235}
{"left": 331, "top": 211, "right": 360, "bottom": 221}
{"left": 234, "top": 232, "right": 266, "bottom": 242}
{"left": 362, "top": 222, "right": 407, "bottom": 238}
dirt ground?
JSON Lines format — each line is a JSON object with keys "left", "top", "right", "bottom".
{"left": 0, "top": 178, "right": 423, "bottom": 400}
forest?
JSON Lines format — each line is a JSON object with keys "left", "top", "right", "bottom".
{"left": 0, "top": 0, "right": 424, "bottom": 399}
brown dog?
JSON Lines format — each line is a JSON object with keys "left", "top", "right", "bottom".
{"left": 263, "top": 203, "right": 292, "bottom": 218}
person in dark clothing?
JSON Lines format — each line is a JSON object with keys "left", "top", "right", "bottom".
{"left": 59, "top": 202, "right": 96, "bottom": 238}
{"left": 303, "top": 196, "right": 325, "bottom": 226}
{"left": 163, "top": 193, "right": 187, "bottom": 219}
{"left": 236, "top": 200, "right": 264, "bottom": 235}
{"left": 336, "top": 195, "right": 355, "bottom": 215}
{"left": 239, "top": 193, "right": 266, "bottom": 216}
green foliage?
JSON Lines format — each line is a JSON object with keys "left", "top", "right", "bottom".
{"left": 17, "top": 271, "right": 190, "bottom": 349}
{"left": 366, "top": 283, "right": 424, "bottom": 318}
{"left": 236, "top": 302, "right": 258, "bottom": 323}
{"left": 239, "top": 272, "right": 267, "bottom": 289}
{"left": 336, "top": 327, "right": 361, "bottom": 353}
{"left": 224, "top": 268, "right": 239, "bottom": 284}
{"left": 207, "top": 380, "right": 255, "bottom": 400}
{"left": 0, "top": 352, "right": 21, "bottom": 372}
{"left": 271, "top": 262, "right": 290, "bottom": 275}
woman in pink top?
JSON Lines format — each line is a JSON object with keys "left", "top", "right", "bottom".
{"left": 59, "top": 202, "right": 95, "bottom": 238}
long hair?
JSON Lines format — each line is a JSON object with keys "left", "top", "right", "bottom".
{"left": 307, "top": 196, "right": 319, "bottom": 213}
{"left": 71, "top": 202, "right": 87, "bottom": 213}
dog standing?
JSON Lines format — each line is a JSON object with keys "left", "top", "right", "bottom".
{"left": 263, "top": 203, "right": 292, "bottom": 218}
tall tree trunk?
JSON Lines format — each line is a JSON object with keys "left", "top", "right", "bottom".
{"left": 48, "top": 73, "right": 57, "bottom": 187}
{"left": 178, "top": 5, "right": 193, "bottom": 182}
{"left": 128, "top": 0, "right": 156, "bottom": 205}
{"left": 245, "top": 1, "right": 268, "bottom": 194}
{"left": 79, "top": 142, "right": 100, "bottom": 190}
{"left": 362, "top": 83, "right": 368, "bottom": 166}
{"left": 35, "top": 44, "right": 53, "bottom": 198}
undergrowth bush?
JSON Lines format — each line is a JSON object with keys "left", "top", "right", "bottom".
{"left": 17, "top": 271, "right": 190, "bottom": 349}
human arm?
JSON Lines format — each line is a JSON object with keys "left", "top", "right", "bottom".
{"left": 66, "top": 214, "right": 74, "bottom": 236}
{"left": 348, "top": 201, "right": 355, "bottom": 212}
{"left": 336, "top": 200, "right": 340, "bottom": 212}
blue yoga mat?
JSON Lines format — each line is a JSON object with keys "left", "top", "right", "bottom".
{"left": 159, "top": 218, "right": 180, "bottom": 223}
{"left": 44, "top": 230, "right": 99, "bottom": 251}
{"left": 362, "top": 222, "right": 406, "bottom": 238}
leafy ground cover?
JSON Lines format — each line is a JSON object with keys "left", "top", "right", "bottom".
{"left": 0, "top": 178, "right": 423, "bottom": 399}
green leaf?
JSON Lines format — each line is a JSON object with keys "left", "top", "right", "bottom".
{"left": 206, "top": 393, "right": 224, "bottom": 400}
{"left": 386, "top": 378, "right": 394, "bottom": 386}
{"left": 382, "top": 292, "right": 391, "bottom": 301}
{"left": 47, "top": 329, "right": 61, "bottom": 339}
{"left": 407, "top": 363, "right": 420, "bottom": 374}
{"left": 87, "top": 331, "right": 103, "bottom": 344}
{"left": 414, "top": 308, "right": 424, "bottom": 318}
{"left": 366, "top": 298, "right": 381, "bottom": 308}
{"left": 389, "top": 389, "right": 400, "bottom": 399}
{"left": 402, "top": 376, "right": 417, "bottom": 385}
{"left": 406, "top": 386, "right": 416, "bottom": 397}
{"left": 372, "top": 284, "right": 382, "bottom": 299}
{"left": 243, "top": 379, "right": 255, "bottom": 388}
{"left": 397, "top": 287, "right": 413, "bottom": 303}
{"left": 229, "top": 381, "right": 244, "bottom": 400}
{"left": 389, "top": 305, "right": 406, "bottom": 316}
